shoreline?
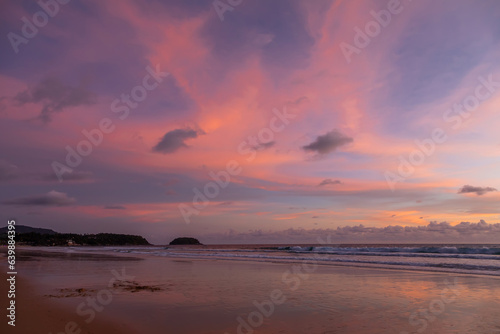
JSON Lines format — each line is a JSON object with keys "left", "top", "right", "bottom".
{"left": 9, "top": 245, "right": 500, "bottom": 278}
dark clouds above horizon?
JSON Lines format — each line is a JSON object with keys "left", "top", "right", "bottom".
{"left": 202, "top": 220, "right": 500, "bottom": 244}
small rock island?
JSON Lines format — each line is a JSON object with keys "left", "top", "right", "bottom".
{"left": 169, "top": 237, "right": 202, "bottom": 245}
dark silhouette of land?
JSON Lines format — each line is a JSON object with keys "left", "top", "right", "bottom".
{"left": 0, "top": 225, "right": 150, "bottom": 246}
{"left": 169, "top": 237, "right": 202, "bottom": 245}
{"left": 0, "top": 224, "right": 57, "bottom": 235}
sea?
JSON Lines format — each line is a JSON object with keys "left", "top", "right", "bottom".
{"left": 93, "top": 243, "right": 500, "bottom": 277}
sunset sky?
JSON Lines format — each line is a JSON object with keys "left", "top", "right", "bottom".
{"left": 1, "top": 0, "right": 500, "bottom": 244}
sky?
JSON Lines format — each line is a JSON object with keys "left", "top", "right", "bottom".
{"left": 1, "top": 0, "right": 500, "bottom": 245}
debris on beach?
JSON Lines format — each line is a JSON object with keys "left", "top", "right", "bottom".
{"left": 45, "top": 287, "right": 96, "bottom": 298}
{"left": 112, "top": 280, "right": 165, "bottom": 293}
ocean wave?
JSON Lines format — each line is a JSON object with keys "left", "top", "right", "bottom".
{"left": 111, "top": 246, "right": 500, "bottom": 276}
{"left": 278, "top": 245, "right": 500, "bottom": 256}
{"left": 139, "top": 251, "right": 500, "bottom": 275}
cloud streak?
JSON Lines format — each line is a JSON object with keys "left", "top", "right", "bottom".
{"left": 2, "top": 190, "right": 76, "bottom": 206}
{"left": 458, "top": 185, "right": 497, "bottom": 196}
{"left": 15, "top": 77, "right": 94, "bottom": 123}
{"left": 318, "top": 179, "right": 342, "bottom": 186}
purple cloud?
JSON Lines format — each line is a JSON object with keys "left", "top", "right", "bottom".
{"left": 318, "top": 179, "right": 342, "bottom": 186}
{"left": 15, "top": 77, "right": 94, "bottom": 123}
{"left": 2, "top": 190, "right": 76, "bottom": 206}
{"left": 458, "top": 185, "right": 497, "bottom": 196}
{"left": 303, "top": 130, "right": 353, "bottom": 155}
{"left": 153, "top": 128, "right": 203, "bottom": 154}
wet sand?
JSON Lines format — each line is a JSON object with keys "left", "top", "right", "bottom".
{"left": 2, "top": 248, "right": 500, "bottom": 334}
{"left": 0, "top": 271, "right": 140, "bottom": 334}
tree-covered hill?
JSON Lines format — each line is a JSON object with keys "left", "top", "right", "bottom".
{"left": 0, "top": 229, "right": 150, "bottom": 246}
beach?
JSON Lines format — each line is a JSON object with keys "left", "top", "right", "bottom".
{"left": 1, "top": 246, "right": 500, "bottom": 334}
{"left": 0, "top": 271, "right": 140, "bottom": 334}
